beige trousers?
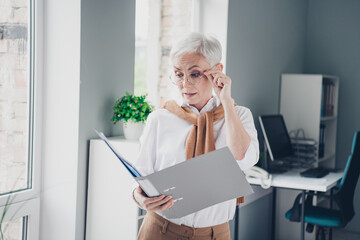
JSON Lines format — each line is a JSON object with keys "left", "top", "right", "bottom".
{"left": 137, "top": 211, "right": 231, "bottom": 240}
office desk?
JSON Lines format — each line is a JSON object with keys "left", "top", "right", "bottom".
{"left": 246, "top": 170, "right": 343, "bottom": 240}
{"left": 247, "top": 170, "right": 343, "bottom": 192}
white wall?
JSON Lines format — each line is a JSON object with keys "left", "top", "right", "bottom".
{"left": 41, "top": 0, "right": 136, "bottom": 239}
{"left": 41, "top": 0, "right": 81, "bottom": 239}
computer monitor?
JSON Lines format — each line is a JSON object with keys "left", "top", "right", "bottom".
{"left": 258, "top": 114, "right": 294, "bottom": 161}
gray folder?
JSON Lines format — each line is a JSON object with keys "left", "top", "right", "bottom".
{"left": 136, "top": 147, "right": 254, "bottom": 218}
{"left": 94, "top": 130, "right": 253, "bottom": 219}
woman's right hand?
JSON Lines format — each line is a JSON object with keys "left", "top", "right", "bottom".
{"left": 133, "top": 186, "right": 174, "bottom": 211}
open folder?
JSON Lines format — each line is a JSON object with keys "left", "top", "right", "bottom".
{"left": 95, "top": 130, "right": 254, "bottom": 218}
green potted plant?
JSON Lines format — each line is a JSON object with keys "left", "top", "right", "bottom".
{"left": 112, "top": 92, "right": 153, "bottom": 140}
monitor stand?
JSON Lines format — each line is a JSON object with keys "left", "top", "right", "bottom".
{"left": 263, "top": 141, "right": 289, "bottom": 174}
{"left": 263, "top": 141, "right": 269, "bottom": 170}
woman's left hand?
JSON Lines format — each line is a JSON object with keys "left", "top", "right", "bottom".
{"left": 204, "top": 69, "right": 234, "bottom": 105}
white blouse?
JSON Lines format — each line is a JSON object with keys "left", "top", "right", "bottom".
{"left": 133, "top": 95, "right": 259, "bottom": 228}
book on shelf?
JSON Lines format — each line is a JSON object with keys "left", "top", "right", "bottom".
{"left": 318, "top": 124, "right": 326, "bottom": 158}
{"left": 321, "top": 80, "right": 335, "bottom": 117}
{"left": 321, "top": 83, "right": 324, "bottom": 117}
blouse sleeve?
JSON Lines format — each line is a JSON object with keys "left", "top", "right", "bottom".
{"left": 234, "top": 106, "right": 259, "bottom": 170}
{"left": 131, "top": 111, "right": 158, "bottom": 200}
{"left": 133, "top": 111, "right": 158, "bottom": 176}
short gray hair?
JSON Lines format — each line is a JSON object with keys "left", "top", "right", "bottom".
{"left": 170, "top": 32, "right": 222, "bottom": 67}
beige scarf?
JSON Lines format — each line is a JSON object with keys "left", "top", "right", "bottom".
{"left": 163, "top": 100, "right": 245, "bottom": 205}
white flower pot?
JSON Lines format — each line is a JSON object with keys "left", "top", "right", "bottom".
{"left": 122, "top": 120, "right": 145, "bottom": 140}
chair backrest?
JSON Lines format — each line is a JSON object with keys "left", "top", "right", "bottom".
{"left": 336, "top": 131, "right": 360, "bottom": 223}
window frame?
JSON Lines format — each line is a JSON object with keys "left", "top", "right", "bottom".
{"left": 0, "top": 0, "right": 42, "bottom": 239}
{"left": 0, "top": 198, "right": 39, "bottom": 240}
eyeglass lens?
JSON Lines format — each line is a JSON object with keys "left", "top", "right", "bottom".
{"left": 171, "top": 72, "right": 204, "bottom": 85}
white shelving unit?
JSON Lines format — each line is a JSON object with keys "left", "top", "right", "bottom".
{"left": 280, "top": 74, "right": 339, "bottom": 168}
{"left": 274, "top": 74, "right": 339, "bottom": 240}
{"left": 86, "top": 137, "right": 140, "bottom": 240}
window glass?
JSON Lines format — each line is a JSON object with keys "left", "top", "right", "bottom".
{"left": 0, "top": 0, "right": 32, "bottom": 195}
{"left": 134, "top": 0, "right": 196, "bottom": 107}
{"left": 0, "top": 216, "right": 28, "bottom": 240}
{"left": 134, "top": 0, "right": 149, "bottom": 96}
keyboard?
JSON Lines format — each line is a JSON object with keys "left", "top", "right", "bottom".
{"left": 300, "top": 168, "right": 329, "bottom": 178}
{"left": 267, "top": 167, "right": 288, "bottom": 174}
{"left": 267, "top": 163, "right": 292, "bottom": 174}
{"left": 276, "top": 157, "right": 316, "bottom": 169}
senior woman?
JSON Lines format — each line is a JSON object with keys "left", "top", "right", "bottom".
{"left": 132, "top": 32, "right": 259, "bottom": 240}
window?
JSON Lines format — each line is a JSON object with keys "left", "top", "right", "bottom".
{"left": 134, "top": 0, "right": 229, "bottom": 109}
{"left": 134, "top": 0, "right": 149, "bottom": 97}
{"left": 0, "top": 0, "right": 40, "bottom": 239}
{"left": 134, "top": 0, "right": 198, "bottom": 108}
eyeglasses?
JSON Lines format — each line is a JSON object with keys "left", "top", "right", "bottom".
{"left": 169, "top": 68, "right": 212, "bottom": 86}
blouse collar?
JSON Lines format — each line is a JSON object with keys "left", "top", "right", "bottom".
{"left": 179, "top": 93, "right": 221, "bottom": 115}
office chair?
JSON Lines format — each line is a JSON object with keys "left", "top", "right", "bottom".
{"left": 285, "top": 131, "right": 360, "bottom": 240}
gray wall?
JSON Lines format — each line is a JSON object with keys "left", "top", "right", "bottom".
{"left": 226, "top": 0, "right": 308, "bottom": 238}
{"left": 78, "top": 0, "right": 135, "bottom": 239}
{"left": 227, "top": 0, "right": 360, "bottom": 235}
{"left": 227, "top": 0, "right": 308, "bottom": 119}
{"left": 305, "top": 0, "right": 360, "bottom": 232}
